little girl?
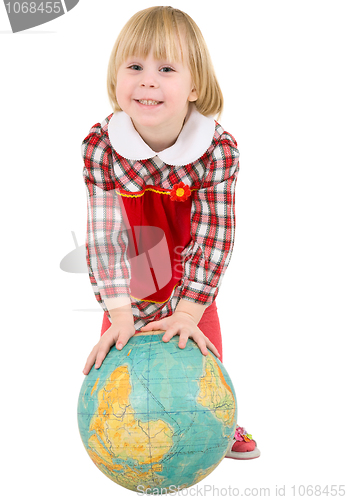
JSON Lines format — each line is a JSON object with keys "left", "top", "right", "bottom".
{"left": 81, "top": 6, "right": 260, "bottom": 460}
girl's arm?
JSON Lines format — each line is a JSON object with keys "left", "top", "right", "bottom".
{"left": 175, "top": 298, "right": 208, "bottom": 324}
{"left": 179, "top": 135, "right": 240, "bottom": 305}
{"left": 84, "top": 173, "right": 131, "bottom": 310}
{"left": 82, "top": 122, "right": 135, "bottom": 375}
{"left": 141, "top": 134, "right": 240, "bottom": 357}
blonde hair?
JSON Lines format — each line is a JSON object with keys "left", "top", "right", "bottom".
{"left": 107, "top": 6, "right": 223, "bottom": 120}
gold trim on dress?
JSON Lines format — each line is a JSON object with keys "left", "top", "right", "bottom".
{"left": 115, "top": 186, "right": 197, "bottom": 198}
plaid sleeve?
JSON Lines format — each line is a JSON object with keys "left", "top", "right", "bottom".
{"left": 82, "top": 123, "right": 131, "bottom": 311}
{"left": 180, "top": 137, "right": 240, "bottom": 305}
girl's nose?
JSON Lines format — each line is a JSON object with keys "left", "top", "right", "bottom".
{"left": 140, "top": 72, "right": 159, "bottom": 88}
{"left": 141, "top": 82, "right": 158, "bottom": 88}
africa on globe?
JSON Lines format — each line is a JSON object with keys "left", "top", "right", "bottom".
{"left": 77, "top": 330, "right": 237, "bottom": 494}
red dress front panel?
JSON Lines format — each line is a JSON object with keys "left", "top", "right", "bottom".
{"left": 117, "top": 186, "right": 192, "bottom": 303}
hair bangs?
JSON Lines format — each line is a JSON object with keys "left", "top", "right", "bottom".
{"left": 116, "top": 10, "right": 185, "bottom": 68}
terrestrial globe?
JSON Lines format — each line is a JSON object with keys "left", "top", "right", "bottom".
{"left": 77, "top": 330, "right": 237, "bottom": 494}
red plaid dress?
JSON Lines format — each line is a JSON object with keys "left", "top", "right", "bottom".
{"left": 82, "top": 103, "right": 240, "bottom": 332}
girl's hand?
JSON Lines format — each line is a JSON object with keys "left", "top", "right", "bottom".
{"left": 83, "top": 314, "right": 135, "bottom": 375}
{"left": 140, "top": 311, "right": 220, "bottom": 358}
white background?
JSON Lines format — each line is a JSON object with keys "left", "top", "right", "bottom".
{"left": 1, "top": 0, "right": 346, "bottom": 498}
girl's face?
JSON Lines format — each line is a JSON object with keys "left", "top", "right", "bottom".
{"left": 115, "top": 41, "right": 198, "bottom": 143}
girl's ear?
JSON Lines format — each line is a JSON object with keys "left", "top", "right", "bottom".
{"left": 188, "top": 87, "right": 198, "bottom": 102}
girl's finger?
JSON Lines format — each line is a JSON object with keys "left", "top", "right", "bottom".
{"left": 95, "top": 346, "right": 110, "bottom": 369}
{"left": 194, "top": 336, "right": 209, "bottom": 356}
{"left": 161, "top": 327, "right": 178, "bottom": 342}
{"left": 205, "top": 338, "right": 220, "bottom": 358}
{"left": 116, "top": 331, "right": 133, "bottom": 350}
{"left": 192, "top": 329, "right": 220, "bottom": 358}
{"left": 94, "top": 334, "right": 117, "bottom": 368}
{"left": 141, "top": 321, "right": 161, "bottom": 331}
{"left": 83, "top": 344, "right": 99, "bottom": 375}
{"left": 177, "top": 330, "right": 190, "bottom": 349}
{"left": 83, "top": 358, "right": 94, "bottom": 375}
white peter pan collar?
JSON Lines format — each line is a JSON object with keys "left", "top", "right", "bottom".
{"left": 107, "top": 102, "right": 216, "bottom": 166}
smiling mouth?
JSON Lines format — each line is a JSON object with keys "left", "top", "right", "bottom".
{"left": 136, "top": 99, "right": 163, "bottom": 105}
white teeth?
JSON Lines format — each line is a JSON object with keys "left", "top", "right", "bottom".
{"left": 138, "top": 100, "right": 161, "bottom": 105}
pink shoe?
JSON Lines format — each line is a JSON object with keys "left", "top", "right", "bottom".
{"left": 225, "top": 425, "right": 261, "bottom": 460}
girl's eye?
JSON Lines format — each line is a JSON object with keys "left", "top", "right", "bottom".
{"left": 127, "top": 64, "right": 174, "bottom": 72}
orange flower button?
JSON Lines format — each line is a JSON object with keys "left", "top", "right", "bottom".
{"left": 170, "top": 182, "right": 191, "bottom": 202}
